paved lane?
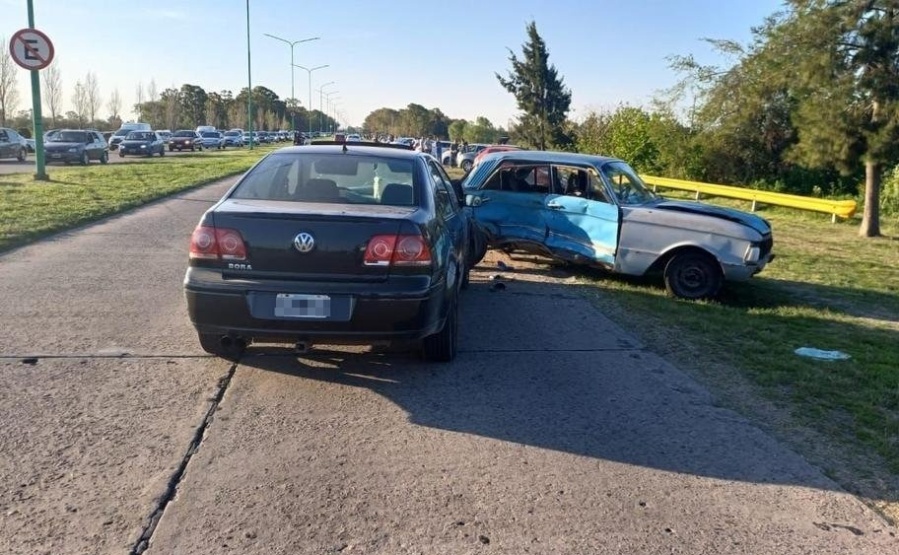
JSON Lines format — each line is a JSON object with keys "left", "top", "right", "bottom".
{"left": 0, "top": 179, "right": 894, "bottom": 554}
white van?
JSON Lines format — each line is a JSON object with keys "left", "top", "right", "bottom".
{"left": 196, "top": 125, "right": 217, "bottom": 134}
{"left": 109, "top": 122, "right": 151, "bottom": 150}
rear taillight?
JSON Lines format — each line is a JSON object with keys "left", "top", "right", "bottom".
{"left": 364, "top": 234, "right": 432, "bottom": 267}
{"left": 189, "top": 225, "right": 247, "bottom": 261}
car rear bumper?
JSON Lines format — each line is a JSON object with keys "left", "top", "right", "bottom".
{"left": 184, "top": 268, "right": 447, "bottom": 344}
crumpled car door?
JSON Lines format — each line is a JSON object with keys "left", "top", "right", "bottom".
{"left": 544, "top": 193, "right": 619, "bottom": 267}
{"left": 468, "top": 188, "right": 549, "bottom": 246}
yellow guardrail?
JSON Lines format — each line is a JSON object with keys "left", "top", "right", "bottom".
{"left": 641, "top": 175, "right": 857, "bottom": 222}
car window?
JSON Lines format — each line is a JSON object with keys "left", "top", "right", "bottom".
{"left": 0, "top": 130, "right": 8, "bottom": 141}
{"left": 600, "top": 161, "right": 657, "bottom": 205}
{"left": 231, "top": 153, "right": 419, "bottom": 206}
{"left": 556, "top": 165, "right": 612, "bottom": 203}
{"left": 482, "top": 163, "right": 551, "bottom": 194}
{"left": 428, "top": 160, "right": 457, "bottom": 219}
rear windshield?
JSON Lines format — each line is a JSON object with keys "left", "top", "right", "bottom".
{"left": 202, "top": 132, "right": 221, "bottom": 138}
{"left": 53, "top": 131, "right": 87, "bottom": 142}
{"left": 127, "top": 132, "right": 154, "bottom": 140}
{"left": 231, "top": 152, "right": 418, "bottom": 206}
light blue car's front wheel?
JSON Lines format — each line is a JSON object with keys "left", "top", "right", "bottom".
{"left": 663, "top": 251, "right": 723, "bottom": 300}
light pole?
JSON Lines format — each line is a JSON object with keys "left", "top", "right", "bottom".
{"left": 246, "top": 0, "right": 253, "bottom": 149}
{"left": 264, "top": 33, "right": 320, "bottom": 128}
{"left": 327, "top": 97, "right": 340, "bottom": 133}
{"left": 292, "top": 63, "right": 328, "bottom": 133}
{"left": 324, "top": 93, "right": 339, "bottom": 133}
{"left": 317, "top": 82, "right": 336, "bottom": 133}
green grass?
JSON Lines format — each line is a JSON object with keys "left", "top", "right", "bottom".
{"left": 0, "top": 147, "right": 278, "bottom": 252}
{"left": 568, "top": 197, "right": 899, "bottom": 472}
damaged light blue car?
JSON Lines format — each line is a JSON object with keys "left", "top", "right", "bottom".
{"left": 462, "top": 151, "right": 774, "bottom": 300}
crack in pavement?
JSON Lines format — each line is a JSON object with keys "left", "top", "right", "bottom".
{"left": 128, "top": 360, "right": 238, "bottom": 555}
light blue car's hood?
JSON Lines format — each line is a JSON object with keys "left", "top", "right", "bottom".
{"left": 648, "top": 199, "right": 771, "bottom": 235}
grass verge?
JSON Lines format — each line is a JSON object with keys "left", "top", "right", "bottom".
{"left": 557, "top": 196, "right": 899, "bottom": 517}
{"left": 0, "top": 147, "right": 277, "bottom": 252}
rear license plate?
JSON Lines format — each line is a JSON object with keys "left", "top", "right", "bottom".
{"left": 274, "top": 294, "right": 331, "bottom": 319}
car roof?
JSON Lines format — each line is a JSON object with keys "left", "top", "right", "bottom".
{"left": 276, "top": 144, "right": 421, "bottom": 160}
{"left": 482, "top": 149, "right": 621, "bottom": 166}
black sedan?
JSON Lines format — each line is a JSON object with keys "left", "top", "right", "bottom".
{"left": 184, "top": 144, "right": 470, "bottom": 361}
{"left": 119, "top": 131, "right": 165, "bottom": 157}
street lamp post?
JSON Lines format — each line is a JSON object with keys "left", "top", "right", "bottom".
{"left": 326, "top": 97, "right": 340, "bottom": 133}
{"left": 317, "top": 82, "right": 336, "bottom": 133}
{"left": 323, "top": 92, "right": 339, "bottom": 133}
{"left": 292, "top": 63, "right": 328, "bottom": 134}
{"left": 264, "top": 33, "right": 320, "bottom": 129}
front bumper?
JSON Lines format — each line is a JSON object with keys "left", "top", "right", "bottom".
{"left": 184, "top": 268, "right": 447, "bottom": 344}
{"left": 171, "top": 142, "right": 196, "bottom": 149}
{"left": 119, "top": 146, "right": 152, "bottom": 155}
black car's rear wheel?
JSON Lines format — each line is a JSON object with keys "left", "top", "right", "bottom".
{"left": 422, "top": 292, "right": 459, "bottom": 362}
{"left": 159, "top": 149, "right": 165, "bottom": 156}
{"left": 100, "top": 152, "right": 108, "bottom": 164}
{"left": 198, "top": 332, "right": 246, "bottom": 361}
{"left": 80, "top": 151, "right": 89, "bottom": 165}
{"left": 663, "top": 251, "right": 723, "bottom": 300}
{"left": 16, "top": 148, "right": 26, "bottom": 162}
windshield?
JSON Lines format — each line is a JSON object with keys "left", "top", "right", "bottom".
{"left": 231, "top": 153, "right": 418, "bottom": 206}
{"left": 113, "top": 129, "right": 131, "bottom": 137}
{"left": 599, "top": 161, "right": 658, "bottom": 205}
{"left": 174, "top": 131, "right": 195, "bottom": 137}
{"left": 126, "top": 132, "right": 154, "bottom": 140}
{"left": 52, "top": 131, "right": 88, "bottom": 143}
{"left": 224, "top": 131, "right": 239, "bottom": 136}
{"left": 202, "top": 132, "right": 220, "bottom": 138}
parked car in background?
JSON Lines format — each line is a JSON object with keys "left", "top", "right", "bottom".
{"left": 157, "top": 130, "right": 172, "bottom": 144}
{"left": 44, "top": 129, "right": 109, "bottom": 164}
{"left": 199, "top": 131, "right": 225, "bottom": 150}
{"left": 463, "top": 150, "right": 774, "bottom": 300}
{"left": 108, "top": 122, "right": 151, "bottom": 151}
{"left": 454, "top": 143, "right": 490, "bottom": 172}
{"left": 346, "top": 133, "right": 362, "bottom": 142}
{"left": 184, "top": 143, "right": 471, "bottom": 362}
{"left": 222, "top": 130, "right": 244, "bottom": 147}
{"left": 169, "top": 130, "right": 203, "bottom": 151}
{"left": 472, "top": 144, "right": 524, "bottom": 168}
{"left": 119, "top": 131, "right": 166, "bottom": 157}
{"left": 24, "top": 138, "right": 36, "bottom": 153}
{"left": 0, "top": 127, "right": 28, "bottom": 161}
{"left": 196, "top": 125, "right": 217, "bottom": 135}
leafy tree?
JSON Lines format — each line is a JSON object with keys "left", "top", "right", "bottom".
{"left": 448, "top": 119, "right": 466, "bottom": 141}
{"left": 0, "top": 36, "right": 19, "bottom": 127}
{"left": 462, "top": 116, "right": 499, "bottom": 144}
{"left": 496, "top": 21, "right": 572, "bottom": 150}
{"left": 180, "top": 84, "right": 208, "bottom": 127}
{"left": 721, "top": 1, "right": 899, "bottom": 237}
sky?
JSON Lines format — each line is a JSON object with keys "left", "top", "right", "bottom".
{"left": 1, "top": 0, "right": 786, "bottom": 128}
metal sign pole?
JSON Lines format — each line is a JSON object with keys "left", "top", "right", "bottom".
{"left": 26, "top": 0, "right": 47, "bottom": 180}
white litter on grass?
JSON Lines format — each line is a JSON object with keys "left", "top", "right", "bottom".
{"left": 794, "top": 347, "right": 851, "bottom": 361}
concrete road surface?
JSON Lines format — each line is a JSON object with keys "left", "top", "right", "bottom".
{"left": 0, "top": 178, "right": 894, "bottom": 555}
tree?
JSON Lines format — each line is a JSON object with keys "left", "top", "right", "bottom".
{"left": 107, "top": 88, "right": 122, "bottom": 119}
{"left": 134, "top": 81, "right": 144, "bottom": 119}
{"left": 0, "top": 36, "right": 19, "bottom": 127}
{"left": 72, "top": 80, "right": 88, "bottom": 126}
{"left": 42, "top": 63, "right": 62, "bottom": 127}
{"left": 179, "top": 84, "right": 208, "bottom": 126}
{"left": 496, "top": 21, "right": 572, "bottom": 150}
{"left": 84, "top": 72, "right": 101, "bottom": 126}
{"left": 161, "top": 87, "right": 181, "bottom": 130}
{"left": 462, "top": 116, "right": 499, "bottom": 144}
{"left": 448, "top": 119, "right": 466, "bottom": 141}
{"left": 726, "top": 1, "right": 899, "bottom": 237}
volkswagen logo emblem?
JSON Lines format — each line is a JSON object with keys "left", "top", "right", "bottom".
{"left": 293, "top": 232, "right": 315, "bottom": 253}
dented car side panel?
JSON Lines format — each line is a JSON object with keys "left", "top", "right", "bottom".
{"left": 543, "top": 194, "right": 618, "bottom": 266}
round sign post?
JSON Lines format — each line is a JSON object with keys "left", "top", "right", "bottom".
{"left": 9, "top": 4, "right": 54, "bottom": 180}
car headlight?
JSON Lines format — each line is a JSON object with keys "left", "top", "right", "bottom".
{"left": 744, "top": 245, "right": 761, "bottom": 263}
{"left": 140, "top": 144, "right": 147, "bottom": 148}
{"left": 67, "top": 147, "right": 78, "bottom": 152}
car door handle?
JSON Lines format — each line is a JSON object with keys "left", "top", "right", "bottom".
{"left": 546, "top": 202, "right": 564, "bottom": 210}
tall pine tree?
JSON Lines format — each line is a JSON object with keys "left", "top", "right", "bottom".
{"left": 497, "top": 21, "right": 571, "bottom": 150}
{"left": 762, "top": 0, "right": 899, "bottom": 237}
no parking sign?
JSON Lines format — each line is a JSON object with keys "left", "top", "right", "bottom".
{"left": 9, "top": 28, "right": 54, "bottom": 71}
